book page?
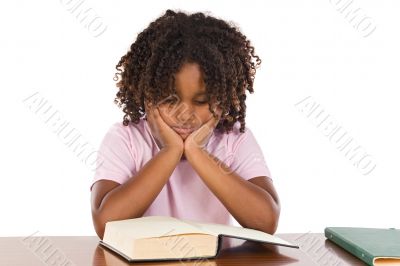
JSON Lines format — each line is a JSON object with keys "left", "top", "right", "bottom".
{"left": 106, "top": 216, "right": 209, "bottom": 239}
{"left": 374, "top": 258, "right": 400, "bottom": 265}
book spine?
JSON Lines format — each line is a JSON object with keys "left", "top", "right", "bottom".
{"left": 324, "top": 228, "right": 374, "bottom": 266}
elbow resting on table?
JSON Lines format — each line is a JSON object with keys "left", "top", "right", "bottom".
{"left": 92, "top": 212, "right": 107, "bottom": 240}
{"left": 265, "top": 200, "right": 281, "bottom": 235}
{"left": 252, "top": 211, "right": 280, "bottom": 235}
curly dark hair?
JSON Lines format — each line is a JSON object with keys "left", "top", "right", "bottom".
{"left": 113, "top": 9, "right": 261, "bottom": 133}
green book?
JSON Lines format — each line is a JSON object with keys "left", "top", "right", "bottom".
{"left": 324, "top": 227, "right": 400, "bottom": 266}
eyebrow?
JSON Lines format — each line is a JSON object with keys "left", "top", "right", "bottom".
{"left": 195, "top": 91, "right": 207, "bottom": 96}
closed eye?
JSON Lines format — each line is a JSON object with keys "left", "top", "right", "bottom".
{"left": 163, "top": 98, "right": 178, "bottom": 104}
{"left": 161, "top": 98, "right": 207, "bottom": 105}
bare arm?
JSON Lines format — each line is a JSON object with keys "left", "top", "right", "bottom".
{"left": 90, "top": 147, "right": 183, "bottom": 239}
{"left": 185, "top": 148, "right": 280, "bottom": 234}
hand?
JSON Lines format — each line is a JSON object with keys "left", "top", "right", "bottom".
{"left": 144, "top": 100, "right": 184, "bottom": 153}
{"left": 184, "top": 109, "right": 222, "bottom": 153}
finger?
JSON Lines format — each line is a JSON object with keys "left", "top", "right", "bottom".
{"left": 145, "top": 101, "right": 157, "bottom": 130}
{"left": 153, "top": 107, "right": 168, "bottom": 128}
{"left": 145, "top": 101, "right": 153, "bottom": 116}
{"left": 153, "top": 107, "right": 162, "bottom": 121}
{"left": 193, "top": 120, "right": 214, "bottom": 143}
{"left": 206, "top": 114, "right": 220, "bottom": 128}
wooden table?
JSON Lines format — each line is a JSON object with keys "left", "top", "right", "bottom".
{"left": 0, "top": 233, "right": 366, "bottom": 265}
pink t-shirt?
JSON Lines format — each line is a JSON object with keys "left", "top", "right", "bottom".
{"left": 90, "top": 118, "right": 271, "bottom": 225}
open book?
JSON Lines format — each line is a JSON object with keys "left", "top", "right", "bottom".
{"left": 100, "top": 216, "right": 299, "bottom": 262}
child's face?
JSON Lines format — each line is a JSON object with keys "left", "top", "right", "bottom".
{"left": 156, "top": 62, "right": 222, "bottom": 139}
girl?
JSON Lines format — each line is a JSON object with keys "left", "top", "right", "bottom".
{"left": 90, "top": 9, "right": 280, "bottom": 239}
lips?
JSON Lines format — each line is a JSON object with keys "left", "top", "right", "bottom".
{"left": 172, "top": 126, "right": 194, "bottom": 135}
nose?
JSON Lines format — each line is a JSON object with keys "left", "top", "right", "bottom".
{"left": 175, "top": 103, "right": 194, "bottom": 125}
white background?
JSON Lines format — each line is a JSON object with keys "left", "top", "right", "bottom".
{"left": 1, "top": 0, "right": 399, "bottom": 237}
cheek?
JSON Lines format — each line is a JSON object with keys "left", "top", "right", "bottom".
{"left": 159, "top": 105, "right": 214, "bottom": 126}
{"left": 193, "top": 106, "right": 223, "bottom": 126}
{"left": 158, "top": 107, "right": 174, "bottom": 126}
{"left": 196, "top": 110, "right": 212, "bottom": 123}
